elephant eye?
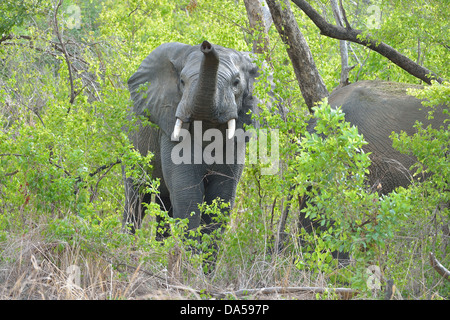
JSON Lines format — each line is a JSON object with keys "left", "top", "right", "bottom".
{"left": 180, "top": 79, "right": 185, "bottom": 88}
{"left": 232, "top": 78, "right": 240, "bottom": 87}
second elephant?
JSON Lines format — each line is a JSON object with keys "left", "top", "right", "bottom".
{"left": 298, "top": 80, "right": 448, "bottom": 238}
{"left": 329, "top": 80, "right": 446, "bottom": 194}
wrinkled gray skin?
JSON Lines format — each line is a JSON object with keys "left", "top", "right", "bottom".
{"left": 123, "top": 41, "right": 258, "bottom": 237}
{"left": 299, "top": 80, "right": 448, "bottom": 240}
{"left": 330, "top": 80, "right": 446, "bottom": 194}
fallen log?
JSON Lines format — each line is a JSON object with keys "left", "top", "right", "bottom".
{"left": 167, "top": 284, "right": 358, "bottom": 300}
{"left": 216, "top": 286, "right": 358, "bottom": 300}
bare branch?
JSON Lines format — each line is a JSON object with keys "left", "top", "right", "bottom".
{"left": 87, "top": 159, "right": 122, "bottom": 179}
{"left": 89, "top": 159, "right": 122, "bottom": 202}
{"left": 167, "top": 284, "right": 358, "bottom": 299}
{"left": 339, "top": 0, "right": 351, "bottom": 29}
{"left": 0, "top": 34, "right": 32, "bottom": 44}
{"left": 0, "top": 153, "right": 26, "bottom": 157}
{"left": 266, "top": 0, "right": 329, "bottom": 112}
{"left": 53, "top": 0, "right": 76, "bottom": 107}
{"left": 291, "top": 0, "right": 444, "bottom": 84}
{"left": 330, "top": 0, "right": 350, "bottom": 87}
{"left": 430, "top": 252, "right": 450, "bottom": 282}
{"left": 49, "top": 148, "right": 71, "bottom": 177}
{"left": 5, "top": 170, "right": 19, "bottom": 177}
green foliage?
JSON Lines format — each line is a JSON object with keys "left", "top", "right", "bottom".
{"left": 0, "top": 0, "right": 448, "bottom": 300}
{"left": 0, "top": 0, "right": 47, "bottom": 35}
{"left": 0, "top": 0, "right": 151, "bottom": 257}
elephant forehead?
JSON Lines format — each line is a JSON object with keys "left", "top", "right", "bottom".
{"left": 219, "top": 57, "right": 239, "bottom": 75}
{"left": 182, "top": 51, "right": 240, "bottom": 79}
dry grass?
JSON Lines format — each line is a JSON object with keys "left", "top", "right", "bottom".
{"left": 0, "top": 227, "right": 157, "bottom": 300}
{"left": 1, "top": 212, "right": 447, "bottom": 300}
{"left": 0, "top": 224, "right": 337, "bottom": 300}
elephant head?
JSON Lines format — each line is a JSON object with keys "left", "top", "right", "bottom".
{"left": 128, "top": 41, "right": 258, "bottom": 142}
{"left": 124, "top": 41, "right": 259, "bottom": 237}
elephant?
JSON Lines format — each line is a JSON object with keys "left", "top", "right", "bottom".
{"left": 297, "top": 80, "right": 448, "bottom": 257}
{"left": 328, "top": 80, "right": 447, "bottom": 194}
{"left": 123, "top": 41, "right": 259, "bottom": 239}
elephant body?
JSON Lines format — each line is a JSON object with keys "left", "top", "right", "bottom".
{"left": 298, "top": 80, "right": 447, "bottom": 262}
{"left": 328, "top": 80, "right": 447, "bottom": 194}
{"left": 123, "top": 41, "right": 258, "bottom": 237}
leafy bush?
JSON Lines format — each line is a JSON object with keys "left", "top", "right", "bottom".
{"left": 0, "top": 0, "right": 448, "bottom": 300}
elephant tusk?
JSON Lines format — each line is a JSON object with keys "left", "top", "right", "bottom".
{"left": 173, "top": 118, "right": 183, "bottom": 140}
{"left": 227, "top": 119, "right": 236, "bottom": 139}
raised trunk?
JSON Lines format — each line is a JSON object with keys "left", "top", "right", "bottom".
{"left": 191, "top": 41, "right": 220, "bottom": 120}
{"left": 172, "top": 41, "right": 236, "bottom": 140}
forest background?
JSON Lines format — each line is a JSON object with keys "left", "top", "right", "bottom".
{"left": 0, "top": 0, "right": 448, "bottom": 300}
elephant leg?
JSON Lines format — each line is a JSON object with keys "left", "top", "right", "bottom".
{"left": 160, "top": 134, "right": 206, "bottom": 232}
{"left": 199, "top": 170, "right": 239, "bottom": 272}
{"left": 163, "top": 167, "right": 205, "bottom": 232}
{"left": 202, "top": 169, "right": 239, "bottom": 235}
{"left": 170, "top": 182, "right": 204, "bottom": 231}
{"left": 122, "top": 176, "right": 152, "bottom": 234}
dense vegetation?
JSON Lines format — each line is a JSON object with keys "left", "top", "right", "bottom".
{"left": 0, "top": 0, "right": 448, "bottom": 299}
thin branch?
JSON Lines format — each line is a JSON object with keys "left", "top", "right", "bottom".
{"left": 167, "top": 284, "right": 358, "bottom": 299}
{"left": 50, "top": 41, "right": 89, "bottom": 66}
{"left": 275, "top": 194, "right": 291, "bottom": 253}
{"left": 53, "top": 0, "right": 76, "bottom": 107}
{"left": 291, "top": 0, "right": 444, "bottom": 84}
{"left": 338, "top": 0, "right": 351, "bottom": 29}
{"left": 330, "top": 0, "right": 350, "bottom": 86}
{"left": 128, "top": 6, "right": 140, "bottom": 17}
{"left": 429, "top": 252, "right": 450, "bottom": 282}
{"left": 87, "top": 159, "right": 122, "bottom": 179}
{"left": 5, "top": 170, "right": 19, "bottom": 177}
{"left": 211, "top": 11, "right": 252, "bottom": 35}
{"left": 0, "top": 34, "right": 32, "bottom": 44}
{"left": 49, "top": 149, "right": 71, "bottom": 177}
{"left": 0, "top": 153, "right": 26, "bottom": 157}
{"left": 89, "top": 159, "right": 122, "bottom": 202}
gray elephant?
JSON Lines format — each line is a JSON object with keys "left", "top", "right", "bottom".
{"left": 299, "top": 80, "right": 448, "bottom": 241}
{"left": 329, "top": 80, "right": 446, "bottom": 194}
{"left": 123, "top": 41, "right": 258, "bottom": 238}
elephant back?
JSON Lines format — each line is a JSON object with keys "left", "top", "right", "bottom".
{"left": 328, "top": 80, "right": 448, "bottom": 194}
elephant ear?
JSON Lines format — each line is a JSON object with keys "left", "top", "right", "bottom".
{"left": 238, "top": 52, "right": 261, "bottom": 129}
{"left": 128, "top": 42, "right": 196, "bottom": 137}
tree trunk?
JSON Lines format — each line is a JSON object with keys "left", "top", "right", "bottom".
{"left": 244, "top": 0, "right": 271, "bottom": 56}
{"left": 266, "top": 0, "right": 329, "bottom": 113}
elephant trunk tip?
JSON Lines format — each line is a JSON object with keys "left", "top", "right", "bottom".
{"left": 200, "top": 41, "right": 219, "bottom": 62}
{"left": 201, "top": 41, "right": 212, "bottom": 54}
